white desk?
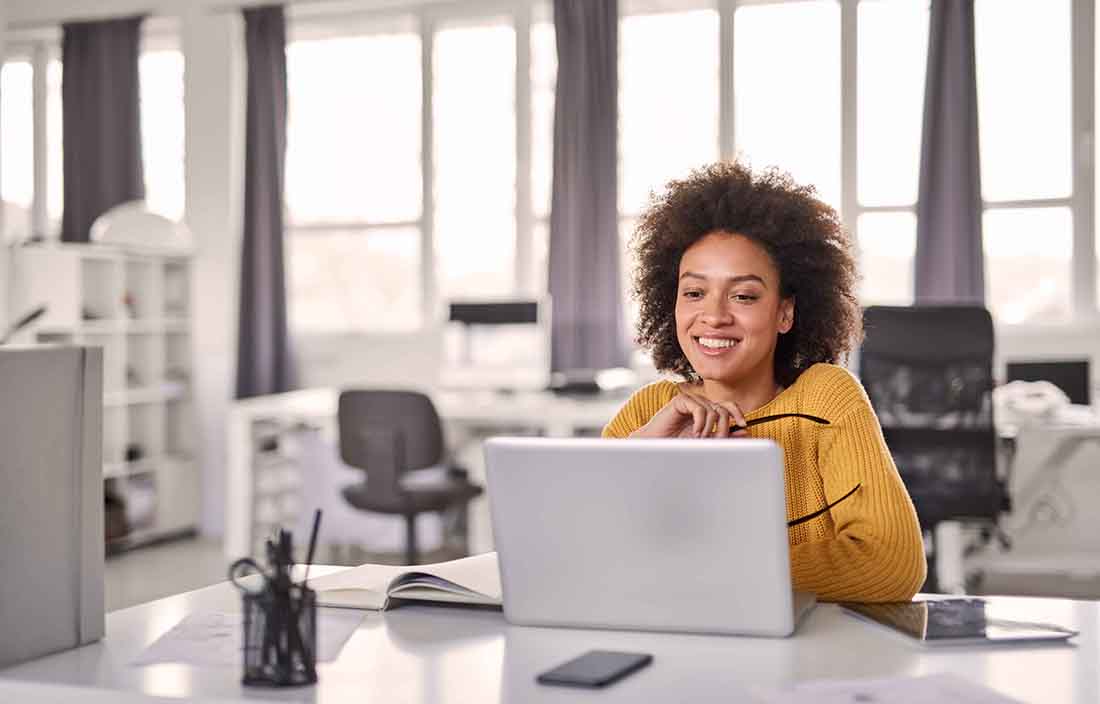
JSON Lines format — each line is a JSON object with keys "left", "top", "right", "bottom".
{"left": 226, "top": 388, "right": 627, "bottom": 560}
{"left": 1, "top": 566, "right": 1097, "bottom": 703}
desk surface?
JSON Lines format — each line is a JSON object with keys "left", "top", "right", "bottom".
{"left": 231, "top": 386, "right": 628, "bottom": 433}
{"left": 2, "top": 565, "right": 1096, "bottom": 703}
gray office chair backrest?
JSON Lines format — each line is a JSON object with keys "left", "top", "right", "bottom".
{"left": 0, "top": 345, "right": 104, "bottom": 668}
{"left": 338, "top": 390, "right": 445, "bottom": 498}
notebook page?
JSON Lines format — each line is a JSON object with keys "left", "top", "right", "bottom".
{"left": 311, "top": 562, "right": 412, "bottom": 610}
{"left": 387, "top": 553, "right": 502, "bottom": 602}
{"left": 310, "top": 553, "right": 502, "bottom": 609}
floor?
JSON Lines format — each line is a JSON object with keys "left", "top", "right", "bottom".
{"left": 105, "top": 537, "right": 229, "bottom": 612}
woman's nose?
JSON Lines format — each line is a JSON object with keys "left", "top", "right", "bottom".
{"left": 701, "top": 295, "right": 733, "bottom": 325}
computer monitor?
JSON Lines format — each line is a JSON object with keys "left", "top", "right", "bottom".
{"left": 440, "top": 298, "right": 551, "bottom": 391}
{"left": 1005, "top": 359, "right": 1091, "bottom": 406}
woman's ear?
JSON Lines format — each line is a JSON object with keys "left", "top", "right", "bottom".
{"left": 778, "top": 296, "right": 795, "bottom": 334}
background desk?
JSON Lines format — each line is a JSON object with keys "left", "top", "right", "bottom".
{"left": 226, "top": 388, "right": 627, "bottom": 560}
{"left": 2, "top": 566, "right": 1097, "bottom": 703}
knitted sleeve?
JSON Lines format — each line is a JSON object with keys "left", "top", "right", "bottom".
{"left": 789, "top": 367, "right": 927, "bottom": 602}
{"left": 601, "top": 382, "right": 676, "bottom": 438}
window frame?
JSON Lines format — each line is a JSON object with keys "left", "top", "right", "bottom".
{"left": 283, "top": 0, "right": 1100, "bottom": 336}
{"left": 627, "top": 0, "right": 1099, "bottom": 329}
{"left": 3, "top": 18, "right": 184, "bottom": 240}
{"left": 286, "top": 1, "right": 549, "bottom": 331}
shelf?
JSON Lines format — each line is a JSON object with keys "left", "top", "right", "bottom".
{"left": 104, "top": 383, "right": 188, "bottom": 407}
{"left": 103, "top": 453, "right": 193, "bottom": 479}
{"left": 80, "top": 320, "right": 130, "bottom": 335}
{"left": 13, "top": 244, "right": 196, "bottom": 553}
{"left": 34, "top": 319, "right": 193, "bottom": 336}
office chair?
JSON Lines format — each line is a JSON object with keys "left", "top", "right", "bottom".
{"left": 338, "top": 390, "right": 483, "bottom": 565}
{"left": 860, "top": 305, "right": 1010, "bottom": 592}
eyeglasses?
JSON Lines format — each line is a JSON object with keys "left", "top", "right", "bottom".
{"left": 787, "top": 482, "right": 862, "bottom": 527}
{"left": 731, "top": 412, "right": 830, "bottom": 431}
{"left": 727, "top": 412, "right": 862, "bottom": 528}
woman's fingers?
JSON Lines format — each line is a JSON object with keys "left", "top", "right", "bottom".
{"left": 655, "top": 392, "right": 752, "bottom": 439}
{"left": 670, "top": 394, "right": 708, "bottom": 437}
{"left": 719, "top": 400, "right": 749, "bottom": 437}
{"left": 712, "top": 403, "right": 732, "bottom": 438}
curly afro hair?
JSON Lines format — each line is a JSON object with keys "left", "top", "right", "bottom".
{"left": 631, "top": 161, "right": 862, "bottom": 388}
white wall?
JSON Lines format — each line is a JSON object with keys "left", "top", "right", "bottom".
{"left": 181, "top": 8, "right": 245, "bottom": 539}
{"left": 0, "top": 1, "right": 6, "bottom": 336}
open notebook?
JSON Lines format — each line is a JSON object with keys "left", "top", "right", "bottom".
{"left": 310, "top": 552, "right": 502, "bottom": 610}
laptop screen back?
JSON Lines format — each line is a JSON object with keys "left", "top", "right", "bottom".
{"left": 485, "top": 437, "right": 798, "bottom": 636}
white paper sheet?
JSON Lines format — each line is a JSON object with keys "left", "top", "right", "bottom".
{"left": 750, "top": 673, "right": 1023, "bottom": 704}
{"left": 130, "top": 609, "right": 365, "bottom": 667}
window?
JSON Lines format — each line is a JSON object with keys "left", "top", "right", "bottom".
{"left": 620, "top": 7, "right": 719, "bottom": 216}
{"left": 735, "top": 1, "right": 840, "bottom": 211}
{"left": 285, "top": 8, "right": 554, "bottom": 333}
{"left": 46, "top": 58, "right": 62, "bottom": 230}
{"left": 1, "top": 60, "right": 34, "bottom": 242}
{"left": 0, "top": 50, "right": 62, "bottom": 241}
{"left": 1, "top": 28, "right": 184, "bottom": 240}
{"left": 285, "top": 20, "right": 423, "bottom": 333}
{"left": 283, "top": 0, "right": 1099, "bottom": 336}
{"left": 433, "top": 19, "right": 517, "bottom": 300}
{"left": 855, "top": 0, "right": 929, "bottom": 305}
{"left": 139, "top": 48, "right": 186, "bottom": 221}
{"left": 530, "top": 18, "right": 556, "bottom": 295}
{"left": 619, "top": 5, "right": 719, "bottom": 329}
{"left": 976, "top": 0, "right": 1074, "bottom": 324}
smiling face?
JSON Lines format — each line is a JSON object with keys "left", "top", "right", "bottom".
{"left": 674, "top": 231, "right": 794, "bottom": 392}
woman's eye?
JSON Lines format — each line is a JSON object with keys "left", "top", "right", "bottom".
{"left": 682, "top": 289, "right": 704, "bottom": 299}
{"left": 731, "top": 293, "right": 759, "bottom": 303}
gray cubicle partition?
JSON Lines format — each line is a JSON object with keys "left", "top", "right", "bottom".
{"left": 0, "top": 345, "right": 104, "bottom": 668}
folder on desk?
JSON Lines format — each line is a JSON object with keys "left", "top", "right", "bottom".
{"left": 0, "top": 346, "right": 105, "bottom": 668}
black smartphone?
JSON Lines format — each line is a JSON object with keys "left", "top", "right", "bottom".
{"left": 536, "top": 650, "right": 653, "bottom": 688}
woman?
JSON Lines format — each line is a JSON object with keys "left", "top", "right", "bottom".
{"left": 603, "top": 162, "right": 926, "bottom": 603}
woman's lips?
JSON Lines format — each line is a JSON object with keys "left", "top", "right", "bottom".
{"left": 694, "top": 336, "right": 740, "bottom": 356}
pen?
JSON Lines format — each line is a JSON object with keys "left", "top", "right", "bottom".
{"left": 303, "top": 509, "right": 323, "bottom": 585}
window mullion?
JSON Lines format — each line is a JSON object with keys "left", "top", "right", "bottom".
{"left": 1072, "top": 0, "right": 1097, "bottom": 318}
{"left": 420, "top": 13, "right": 436, "bottom": 327}
{"left": 840, "top": 0, "right": 858, "bottom": 240}
{"left": 32, "top": 41, "right": 49, "bottom": 238}
{"left": 719, "top": 0, "right": 735, "bottom": 162}
{"left": 515, "top": 4, "right": 533, "bottom": 295}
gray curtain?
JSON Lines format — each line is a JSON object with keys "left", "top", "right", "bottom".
{"left": 548, "top": 0, "right": 626, "bottom": 372}
{"left": 236, "top": 5, "right": 296, "bottom": 398}
{"left": 60, "top": 16, "right": 145, "bottom": 243}
{"left": 914, "top": 0, "right": 984, "bottom": 304}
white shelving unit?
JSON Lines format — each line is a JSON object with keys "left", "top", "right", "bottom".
{"left": 7, "top": 242, "right": 198, "bottom": 549}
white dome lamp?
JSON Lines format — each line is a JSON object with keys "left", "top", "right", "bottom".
{"left": 89, "top": 200, "right": 193, "bottom": 252}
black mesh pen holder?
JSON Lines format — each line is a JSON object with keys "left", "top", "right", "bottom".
{"left": 239, "top": 580, "right": 318, "bottom": 687}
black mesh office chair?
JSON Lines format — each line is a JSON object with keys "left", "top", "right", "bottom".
{"left": 338, "top": 390, "right": 483, "bottom": 564}
{"left": 860, "top": 305, "right": 1010, "bottom": 592}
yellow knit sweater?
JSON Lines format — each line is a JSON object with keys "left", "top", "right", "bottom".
{"left": 602, "top": 363, "right": 926, "bottom": 603}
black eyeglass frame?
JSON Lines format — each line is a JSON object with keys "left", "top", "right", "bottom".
{"left": 726, "top": 412, "right": 862, "bottom": 528}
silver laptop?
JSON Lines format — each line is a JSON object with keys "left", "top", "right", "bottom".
{"left": 485, "top": 437, "right": 815, "bottom": 637}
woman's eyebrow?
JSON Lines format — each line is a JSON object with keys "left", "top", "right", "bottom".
{"left": 679, "top": 272, "right": 768, "bottom": 288}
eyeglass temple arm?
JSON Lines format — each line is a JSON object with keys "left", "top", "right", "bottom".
{"left": 786, "top": 483, "right": 863, "bottom": 528}
{"left": 734, "top": 413, "right": 831, "bottom": 430}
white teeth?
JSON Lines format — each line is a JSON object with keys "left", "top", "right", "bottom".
{"left": 698, "top": 337, "right": 737, "bottom": 349}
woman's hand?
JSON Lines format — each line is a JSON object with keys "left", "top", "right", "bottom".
{"left": 629, "top": 391, "right": 749, "bottom": 438}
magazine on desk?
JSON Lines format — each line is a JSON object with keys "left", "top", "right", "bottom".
{"left": 310, "top": 552, "right": 502, "bottom": 610}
